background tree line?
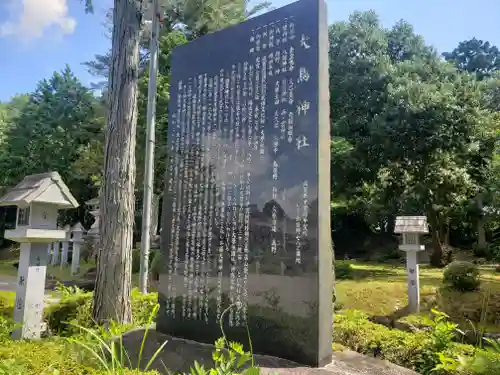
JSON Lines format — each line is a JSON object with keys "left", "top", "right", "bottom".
{"left": 0, "top": 6, "right": 499, "bottom": 270}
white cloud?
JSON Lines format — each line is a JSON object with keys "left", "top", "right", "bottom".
{"left": 0, "top": 0, "right": 77, "bottom": 40}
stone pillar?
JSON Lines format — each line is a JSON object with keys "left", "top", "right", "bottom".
{"left": 60, "top": 225, "right": 71, "bottom": 267}
{"left": 47, "top": 243, "right": 52, "bottom": 260}
{"left": 51, "top": 241, "right": 59, "bottom": 265}
{"left": 71, "top": 223, "right": 84, "bottom": 276}
{"left": 406, "top": 249, "right": 420, "bottom": 312}
{"left": 12, "top": 242, "right": 48, "bottom": 339}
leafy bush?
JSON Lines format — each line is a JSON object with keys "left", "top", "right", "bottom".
{"left": 0, "top": 291, "right": 14, "bottom": 317}
{"left": 0, "top": 338, "right": 95, "bottom": 375}
{"left": 149, "top": 250, "right": 162, "bottom": 276}
{"left": 132, "top": 249, "right": 159, "bottom": 274}
{"left": 436, "top": 287, "right": 500, "bottom": 325}
{"left": 335, "top": 261, "right": 354, "bottom": 280}
{"left": 0, "top": 326, "right": 163, "bottom": 375}
{"left": 0, "top": 315, "right": 16, "bottom": 342}
{"left": 443, "top": 261, "right": 480, "bottom": 292}
{"left": 334, "top": 310, "right": 500, "bottom": 375}
{"left": 45, "top": 288, "right": 158, "bottom": 336}
{"left": 132, "top": 248, "right": 141, "bottom": 273}
{"left": 44, "top": 289, "right": 93, "bottom": 335}
{"left": 435, "top": 338, "right": 500, "bottom": 375}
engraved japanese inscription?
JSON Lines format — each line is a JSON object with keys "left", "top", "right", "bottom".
{"left": 158, "top": 0, "right": 331, "bottom": 366}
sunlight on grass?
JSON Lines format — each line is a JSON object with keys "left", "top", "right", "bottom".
{"left": 0, "top": 261, "right": 18, "bottom": 278}
{"left": 336, "top": 262, "right": 500, "bottom": 321}
{"left": 47, "top": 263, "right": 95, "bottom": 281}
{"left": 337, "top": 280, "right": 437, "bottom": 315}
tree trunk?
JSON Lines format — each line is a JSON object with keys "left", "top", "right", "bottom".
{"left": 387, "top": 215, "right": 395, "bottom": 234}
{"left": 92, "top": 0, "right": 143, "bottom": 325}
{"left": 477, "top": 194, "right": 487, "bottom": 251}
{"left": 444, "top": 219, "right": 450, "bottom": 247}
{"left": 440, "top": 216, "right": 450, "bottom": 246}
{"left": 428, "top": 209, "right": 444, "bottom": 267}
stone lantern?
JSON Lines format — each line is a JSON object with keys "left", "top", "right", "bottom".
{"left": 0, "top": 172, "right": 78, "bottom": 339}
{"left": 394, "top": 215, "right": 428, "bottom": 313}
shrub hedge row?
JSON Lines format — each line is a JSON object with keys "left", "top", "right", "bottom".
{"left": 3, "top": 288, "right": 500, "bottom": 375}
{"left": 334, "top": 310, "right": 500, "bottom": 375}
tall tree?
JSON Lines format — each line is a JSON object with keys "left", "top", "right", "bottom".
{"left": 92, "top": 0, "right": 145, "bottom": 325}
{"left": 372, "top": 59, "right": 496, "bottom": 266}
{"left": 443, "top": 39, "right": 500, "bottom": 251}
{"left": 82, "top": 0, "right": 270, "bottom": 90}
{"left": 443, "top": 38, "right": 500, "bottom": 80}
{"left": 328, "top": 12, "right": 498, "bottom": 264}
{"left": 0, "top": 67, "right": 99, "bottom": 191}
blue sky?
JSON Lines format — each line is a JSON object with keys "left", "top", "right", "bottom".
{"left": 0, "top": 0, "right": 499, "bottom": 102}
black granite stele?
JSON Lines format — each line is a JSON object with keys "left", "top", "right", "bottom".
{"left": 158, "top": 0, "right": 331, "bottom": 367}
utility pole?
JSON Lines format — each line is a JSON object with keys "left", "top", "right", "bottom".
{"left": 139, "top": 0, "right": 160, "bottom": 294}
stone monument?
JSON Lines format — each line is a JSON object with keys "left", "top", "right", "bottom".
{"left": 0, "top": 171, "right": 79, "bottom": 339}
{"left": 71, "top": 222, "right": 84, "bottom": 275}
{"left": 394, "top": 216, "right": 428, "bottom": 313}
{"left": 158, "top": 0, "right": 331, "bottom": 367}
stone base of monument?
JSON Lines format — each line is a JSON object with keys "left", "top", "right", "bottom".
{"left": 115, "top": 327, "right": 418, "bottom": 375}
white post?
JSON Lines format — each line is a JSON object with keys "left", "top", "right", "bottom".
{"left": 71, "top": 223, "right": 84, "bottom": 276}
{"left": 12, "top": 242, "right": 48, "bottom": 339}
{"left": 406, "top": 249, "right": 420, "bottom": 313}
{"left": 140, "top": 0, "right": 161, "bottom": 294}
{"left": 47, "top": 243, "right": 52, "bottom": 261}
{"left": 60, "top": 225, "right": 70, "bottom": 267}
{"left": 51, "top": 242, "right": 59, "bottom": 265}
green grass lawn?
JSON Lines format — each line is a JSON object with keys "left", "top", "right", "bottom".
{"left": 336, "top": 262, "right": 500, "bottom": 333}
{"left": 2, "top": 252, "right": 499, "bottom": 334}
{"left": 336, "top": 263, "right": 444, "bottom": 314}
{"left": 0, "top": 260, "right": 18, "bottom": 278}
{"left": 0, "top": 257, "right": 96, "bottom": 281}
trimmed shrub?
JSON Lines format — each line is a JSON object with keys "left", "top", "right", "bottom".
{"left": 0, "top": 291, "right": 14, "bottom": 317}
{"left": 0, "top": 336, "right": 162, "bottom": 374}
{"left": 45, "top": 288, "right": 158, "bottom": 336}
{"left": 132, "top": 248, "right": 141, "bottom": 273}
{"left": 44, "top": 291, "right": 93, "bottom": 336}
{"left": 149, "top": 249, "right": 163, "bottom": 276}
{"left": 436, "top": 287, "right": 500, "bottom": 325}
{"left": 443, "top": 261, "right": 480, "bottom": 292}
{"left": 0, "top": 338, "right": 94, "bottom": 375}
{"left": 335, "top": 261, "right": 354, "bottom": 280}
{"left": 334, "top": 310, "right": 499, "bottom": 375}
{"left": 132, "top": 248, "right": 159, "bottom": 274}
